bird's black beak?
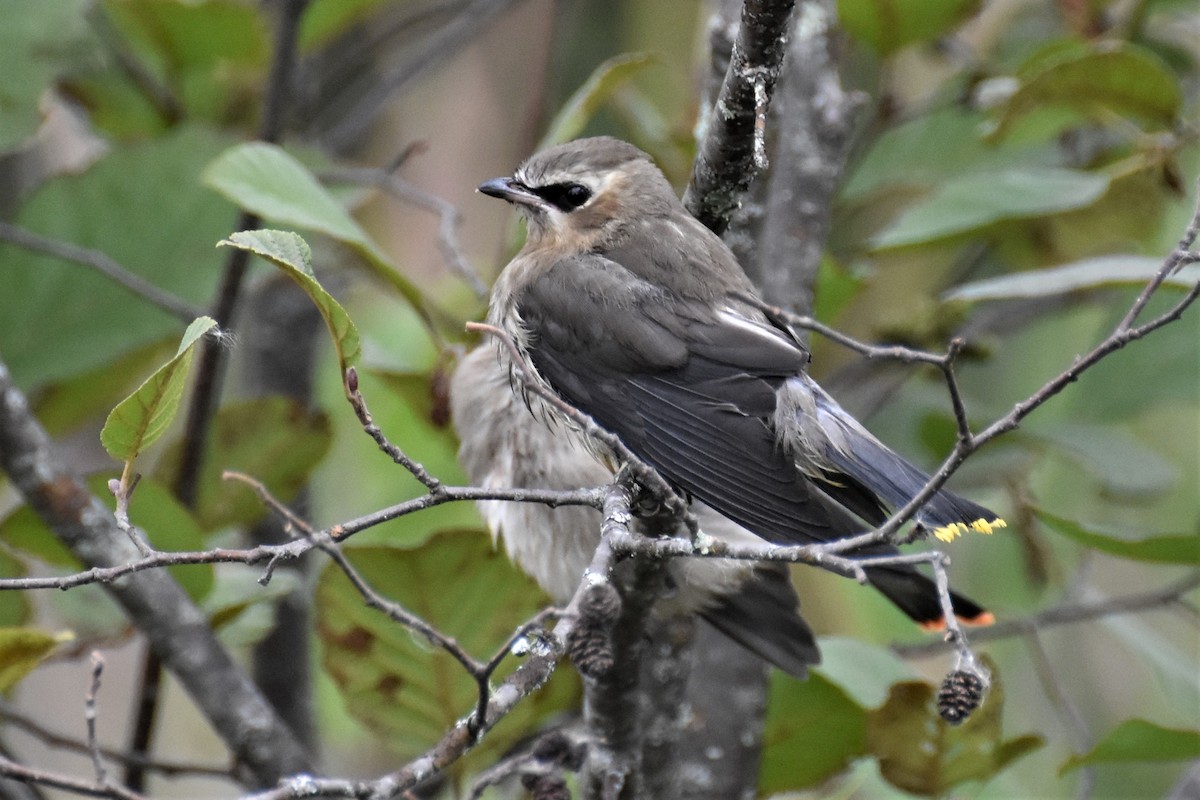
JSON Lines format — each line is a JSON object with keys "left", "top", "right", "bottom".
{"left": 478, "top": 177, "right": 550, "bottom": 211}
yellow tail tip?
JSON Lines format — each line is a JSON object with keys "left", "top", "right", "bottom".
{"left": 933, "top": 517, "right": 1007, "bottom": 542}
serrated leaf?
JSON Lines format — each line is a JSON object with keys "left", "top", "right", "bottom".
{"left": 874, "top": 168, "right": 1110, "bottom": 249}
{"left": 1061, "top": 720, "right": 1200, "bottom": 774}
{"left": 101, "top": 316, "right": 217, "bottom": 462}
{"left": 867, "top": 658, "right": 1042, "bottom": 795}
{"left": 837, "top": 0, "right": 980, "bottom": 56}
{"left": 988, "top": 43, "right": 1181, "bottom": 141}
{"left": 218, "top": 230, "right": 361, "bottom": 372}
{"left": 538, "top": 53, "right": 656, "bottom": 149}
{"left": 316, "top": 534, "right": 579, "bottom": 767}
{"left": 156, "top": 396, "right": 332, "bottom": 531}
{"left": 203, "top": 144, "right": 422, "bottom": 309}
{"left": 1036, "top": 510, "right": 1200, "bottom": 565}
{"left": 0, "top": 628, "right": 72, "bottom": 692}
{"left": 760, "top": 670, "right": 869, "bottom": 792}
{"left": 945, "top": 256, "right": 1199, "bottom": 303}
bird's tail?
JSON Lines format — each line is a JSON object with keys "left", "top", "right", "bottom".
{"left": 700, "top": 565, "right": 820, "bottom": 678}
{"left": 860, "top": 555, "right": 995, "bottom": 630}
{"left": 785, "top": 376, "right": 1006, "bottom": 543}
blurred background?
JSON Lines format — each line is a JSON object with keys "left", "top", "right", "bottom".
{"left": 0, "top": 0, "right": 1196, "bottom": 798}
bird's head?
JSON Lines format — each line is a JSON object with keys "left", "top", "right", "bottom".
{"left": 478, "top": 137, "right": 679, "bottom": 250}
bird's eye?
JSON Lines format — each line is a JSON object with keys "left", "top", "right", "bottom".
{"left": 562, "top": 183, "right": 591, "bottom": 207}
{"left": 535, "top": 182, "right": 592, "bottom": 211}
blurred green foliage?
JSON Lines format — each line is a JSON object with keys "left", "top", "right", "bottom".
{"left": 0, "top": 1, "right": 1195, "bottom": 798}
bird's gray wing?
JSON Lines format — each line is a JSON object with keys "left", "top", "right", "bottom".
{"left": 518, "top": 254, "right": 855, "bottom": 543}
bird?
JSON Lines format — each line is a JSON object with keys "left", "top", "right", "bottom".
{"left": 463, "top": 136, "right": 1003, "bottom": 672}
{"left": 452, "top": 344, "right": 821, "bottom": 676}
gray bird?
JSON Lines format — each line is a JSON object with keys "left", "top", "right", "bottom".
{"left": 452, "top": 345, "right": 820, "bottom": 676}
{"left": 464, "top": 136, "right": 1002, "bottom": 671}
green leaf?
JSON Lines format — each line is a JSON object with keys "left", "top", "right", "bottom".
{"left": 101, "top": 316, "right": 217, "bottom": 462}
{"left": 33, "top": 337, "right": 178, "bottom": 436}
{"left": 218, "top": 230, "right": 362, "bottom": 372}
{"left": 873, "top": 168, "right": 1110, "bottom": 248}
{"left": 155, "top": 396, "right": 332, "bottom": 531}
{"left": 0, "top": 475, "right": 213, "bottom": 601}
{"left": 203, "top": 568, "right": 302, "bottom": 646}
{"left": 0, "top": 125, "right": 239, "bottom": 388}
{"left": 1061, "top": 720, "right": 1200, "bottom": 774}
{"left": 203, "top": 144, "right": 423, "bottom": 310}
{"left": 841, "top": 109, "right": 1061, "bottom": 200}
{"left": 0, "top": 628, "right": 72, "bottom": 692}
{"left": 867, "top": 659, "right": 1042, "bottom": 795}
{"left": 760, "top": 670, "right": 869, "bottom": 792}
{"left": 316, "top": 534, "right": 579, "bottom": 765}
{"left": 0, "top": 553, "right": 33, "bottom": 627}
{"left": 987, "top": 43, "right": 1182, "bottom": 141}
{"left": 837, "top": 0, "right": 980, "bottom": 56}
{"left": 944, "top": 256, "right": 1199, "bottom": 303}
{"left": 538, "top": 53, "right": 657, "bottom": 149}
{"left": 0, "top": 0, "right": 94, "bottom": 149}
{"left": 1036, "top": 510, "right": 1200, "bottom": 565}
{"left": 1028, "top": 422, "right": 1177, "bottom": 496}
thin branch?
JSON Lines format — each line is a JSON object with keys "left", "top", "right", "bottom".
{"left": 323, "top": 0, "right": 523, "bottom": 151}
{"left": 126, "top": 4, "right": 311, "bottom": 783}
{"left": 321, "top": 166, "right": 488, "bottom": 297}
{"left": 0, "top": 221, "right": 202, "bottom": 323}
{"left": 85, "top": 653, "right": 107, "bottom": 789}
{"left": 893, "top": 571, "right": 1200, "bottom": 657}
{"left": 344, "top": 367, "right": 442, "bottom": 491}
{"left": 0, "top": 700, "right": 232, "bottom": 780}
{"left": 0, "top": 756, "right": 144, "bottom": 800}
{"left": 244, "top": 488, "right": 627, "bottom": 800}
{"left": 1023, "top": 631, "right": 1095, "bottom": 800}
{"left": 0, "top": 360, "right": 311, "bottom": 786}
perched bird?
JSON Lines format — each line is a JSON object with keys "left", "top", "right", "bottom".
{"left": 464, "top": 136, "right": 1002, "bottom": 670}
{"left": 452, "top": 345, "right": 820, "bottom": 676}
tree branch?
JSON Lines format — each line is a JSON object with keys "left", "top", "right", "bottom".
{"left": 0, "top": 360, "right": 311, "bottom": 787}
{"left": 683, "top": 0, "right": 797, "bottom": 234}
{"left": 893, "top": 571, "right": 1200, "bottom": 657}
{"left": 0, "top": 220, "right": 203, "bottom": 323}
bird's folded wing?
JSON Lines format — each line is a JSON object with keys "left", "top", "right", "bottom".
{"left": 520, "top": 255, "right": 856, "bottom": 543}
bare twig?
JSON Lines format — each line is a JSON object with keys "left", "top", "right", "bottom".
{"left": 0, "top": 755, "right": 144, "bottom": 800}
{"left": 0, "top": 359, "right": 311, "bottom": 785}
{"left": 85, "top": 653, "right": 108, "bottom": 788}
{"left": 0, "top": 221, "right": 202, "bottom": 323}
{"left": 321, "top": 166, "right": 488, "bottom": 297}
{"left": 244, "top": 488, "right": 627, "bottom": 800}
{"left": 323, "top": 0, "right": 523, "bottom": 150}
{"left": 1024, "top": 631, "right": 1095, "bottom": 800}
{"left": 0, "top": 699, "right": 231, "bottom": 780}
{"left": 344, "top": 367, "right": 442, "bottom": 491}
{"left": 893, "top": 571, "right": 1200, "bottom": 657}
